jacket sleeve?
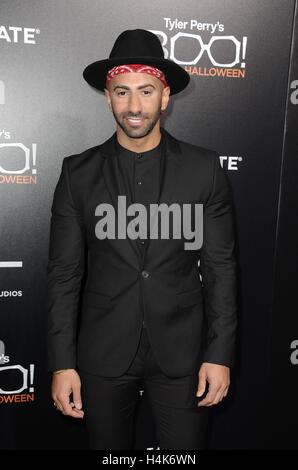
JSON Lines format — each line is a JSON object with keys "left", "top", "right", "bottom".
{"left": 200, "top": 152, "right": 238, "bottom": 367}
{"left": 46, "top": 157, "right": 85, "bottom": 372}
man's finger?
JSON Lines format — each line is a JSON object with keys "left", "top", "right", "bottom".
{"left": 196, "top": 372, "right": 207, "bottom": 398}
{"left": 70, "top": 401, "right": 85, "bottom": 416}
{"left": 206, "top": 388, "right": 225, "bottom": 406}
{"left": 59, "top": 395, "right": 84, "bottom": 418}
{"left": 198, "top": 391, "right": 215, "bottom": 406}
{"left": 55, "top": 402, "right": 64, "bottom": 413}
{"left": 72, "top": 385, "right": 83, "bottom": 410}
{"left": 53, "top": 397, "right": 63, "bottom": 413}
{"left": 198, "top": 384, "right": 219, "bottom": 406}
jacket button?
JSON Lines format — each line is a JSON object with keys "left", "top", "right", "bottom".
{"left": 141, "top": 270, "right": 149, "bottom": 278}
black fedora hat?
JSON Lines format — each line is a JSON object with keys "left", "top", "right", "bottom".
{"left": 83, "top": 29, "right": 190, "bottom": 95}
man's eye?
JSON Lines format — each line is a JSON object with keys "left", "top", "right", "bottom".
{"left": 117, "top": 91, "right": 127, "bottom": 96}
{"left": 142, "top": 90, "right": 152, "bottom": 95}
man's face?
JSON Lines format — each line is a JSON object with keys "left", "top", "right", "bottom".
{"left": 104, "top": 72, "right": 170, "bottom": 139}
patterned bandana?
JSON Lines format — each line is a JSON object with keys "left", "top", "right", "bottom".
{"left": 105, "top": 63, "right": 169, "bottom": 89}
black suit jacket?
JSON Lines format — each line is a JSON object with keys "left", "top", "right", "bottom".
{"left": 46, "top": 127, "right": 237, "bottom": 378}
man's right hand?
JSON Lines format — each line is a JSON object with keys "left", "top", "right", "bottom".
{"left": 51, "top": 368, "right": 84, "bottom": 418}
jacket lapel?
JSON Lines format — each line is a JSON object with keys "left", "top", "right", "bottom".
{"left": 100, "top": 128, "right": 182, "bottom": 269}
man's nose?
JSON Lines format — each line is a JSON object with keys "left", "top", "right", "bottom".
{"left": 128, "top": 92, "right": 142, "bottom": 114}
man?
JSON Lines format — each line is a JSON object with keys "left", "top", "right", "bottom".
{"left": 46, "top": 29, "right": 237, "bottom": 450}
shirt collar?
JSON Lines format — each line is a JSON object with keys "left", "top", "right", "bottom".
{"left": 115, "top": 133, "right": 164, "bottom": 160}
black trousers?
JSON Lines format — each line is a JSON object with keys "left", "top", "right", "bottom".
{"left": 79, "top": 326, "right": 209, "bottom": 450}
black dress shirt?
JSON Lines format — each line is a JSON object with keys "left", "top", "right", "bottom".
{"left": 115, "top": 134, "right": 164, "bottom": 327}
{"left": 115, "top": 134, "right": 164, "bottom": 253}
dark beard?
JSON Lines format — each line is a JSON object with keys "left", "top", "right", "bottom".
{"left": 112, "top": 105, "right": 162, "bottom": 139}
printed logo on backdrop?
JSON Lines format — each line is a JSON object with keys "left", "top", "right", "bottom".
{"left": 0, "top": 26, "right": 40, "bottom": 44}
{"left": 0, "top": 340, "right": 35, "bottom": 403}
{"left": 0, "top": 290, "right": 22, "bottom": 298}
{"left": 0, "top": 130, "right": 37, "bottom": 184}
{"left": 149, "top": 17, "right": 247, "bottom": 79}
{"left": 0, "top": 261, "right": 23, "bottom": 268}
{"left": 220, "top": 154, "right": 243, "bottom": 171}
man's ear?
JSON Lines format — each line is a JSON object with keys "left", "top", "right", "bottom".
{"left": 161, "top": 85, "right": 170, "bottom": 112}
{"left": 104, "top": 88, "right": 112, "bottom": 110}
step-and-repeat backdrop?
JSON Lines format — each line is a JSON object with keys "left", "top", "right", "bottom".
{"left": 1, "top": 0, "right": 297, "bottom": 449}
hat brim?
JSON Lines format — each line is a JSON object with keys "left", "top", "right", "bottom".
{"left": 83, "top": 56, "right": 190, "bottom": 95}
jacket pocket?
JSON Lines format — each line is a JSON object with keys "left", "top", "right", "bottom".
{"left": 84, "top": 290, "right": 111, "bottom": 309}
{"left": 177, "top": 287, "right": 202, "bottom": 308}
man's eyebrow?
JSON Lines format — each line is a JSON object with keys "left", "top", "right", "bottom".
{"left": 137, "top": 84, "right": 156, "bottom": 90}
{"left": 113, "top": 83, "right": 156, "bottom": 91}
{"left": 113, "top": 85, "right": 130, "bottom": 91}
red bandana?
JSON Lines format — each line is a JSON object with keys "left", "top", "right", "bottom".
{"left": 105, "top": 63, "right": 169, "bottom": 89}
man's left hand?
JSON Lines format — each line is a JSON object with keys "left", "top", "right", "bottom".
{"left": 196, "top": 362, "right": 230, "bottom": 407}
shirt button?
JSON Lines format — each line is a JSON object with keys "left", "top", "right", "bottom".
{"left": 141, "top": 270, "right": 149, "bottom": 278}
{"left": 137, "top": 154, "right": 142, "bottom": 159}
{"left": 137, "top": 181, "right": 142, "bottom": 185}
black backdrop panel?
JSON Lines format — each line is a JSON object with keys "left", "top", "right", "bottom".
{"left": 266, "top": 1, "right": 298, "bottom": 450}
